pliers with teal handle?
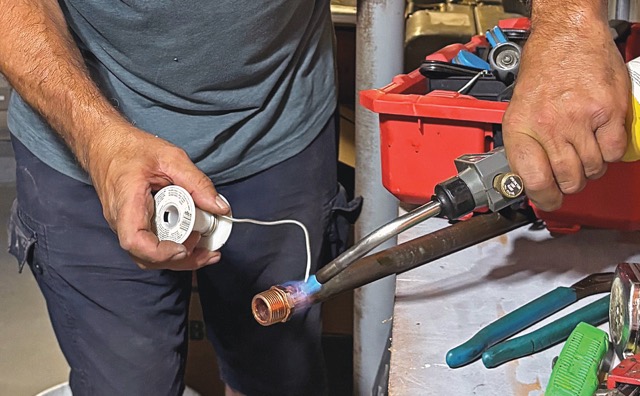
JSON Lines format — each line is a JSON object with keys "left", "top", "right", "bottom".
{"left": 445, "top": 272, "right": 613, "bottom": 368}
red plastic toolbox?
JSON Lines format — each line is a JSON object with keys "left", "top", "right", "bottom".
{"left": 360, "top": 34, "right": 505, "bottom": 205}
{"left": 360, "top": 17, "right": 640, "bottom": 233}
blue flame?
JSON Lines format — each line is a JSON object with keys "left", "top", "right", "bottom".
{"left": 301, "top": 275, "right": 321, "bottom": 295}
{"left": 278, "top": 275, "right": 322, "bottom": 311}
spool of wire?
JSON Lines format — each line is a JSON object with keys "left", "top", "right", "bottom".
{"left": 153, "top": 185, "right": 233, "bottom": 252}
{"left": 153, "top": 185, "right": 312, "bottom": 281}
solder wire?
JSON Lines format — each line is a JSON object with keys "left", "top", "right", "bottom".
{"left": 220, "top": 216, "right": 311, "bottom": 282}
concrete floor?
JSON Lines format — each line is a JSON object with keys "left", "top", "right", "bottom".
{"left": 0, "top": 142, "right": 70, "bottom": 395}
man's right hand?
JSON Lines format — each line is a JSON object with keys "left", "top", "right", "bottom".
{"left": 502, "top": 0, "right": 629, "bottom": 212}
{"left": 88, "top": 121, "right": 230, "bottom": 271}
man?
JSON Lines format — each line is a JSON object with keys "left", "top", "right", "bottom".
{"left": 504, "top": 0, "right": 631, "bottom": 210}
{"left": 1, "top": 1, "right": 345, "bottom": 395}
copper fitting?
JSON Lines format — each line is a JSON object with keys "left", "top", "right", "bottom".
{"left": 252, "top": 286, "right": 294, "bottom": 326}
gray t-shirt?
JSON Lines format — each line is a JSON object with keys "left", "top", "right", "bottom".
{"left": 8, "top": 0, "right": 337, "bottom": 184}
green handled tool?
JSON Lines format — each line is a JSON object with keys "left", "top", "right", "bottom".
{"left": 446, "top": 273, "right": 613, "bottom": 368}
{"left": 545, "top": 322, "right": 611, "bottom": 396}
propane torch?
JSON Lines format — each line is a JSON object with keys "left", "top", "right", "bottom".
{"left": 251, "top": 146, "right": 535, "bottom": 326}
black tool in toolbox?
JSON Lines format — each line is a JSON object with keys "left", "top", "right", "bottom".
{"left": 419, "top": 25, "right": 519, "bottom": 102}
{"left": 420, "top": 61, "right": 513, "bottom": 102}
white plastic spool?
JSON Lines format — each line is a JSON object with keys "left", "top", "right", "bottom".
{"left": 153, "top": 185, "right": 233, "bottom": 251}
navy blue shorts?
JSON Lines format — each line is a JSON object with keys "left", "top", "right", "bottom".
{"left": 8, "top": 115, "right": 354, "bottom": 396}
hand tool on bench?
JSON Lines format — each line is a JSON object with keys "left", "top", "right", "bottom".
{"left": 610, "top": 263, "right": 640, "bottom": 360}
{"left": 546, "top": 322, "right": 612, "bottom": 396}
{"left": 446, "top": 272, "right": 613, "bottom": 368}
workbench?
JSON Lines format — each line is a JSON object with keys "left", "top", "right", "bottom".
{"left": 389, "top": 212, "right": 640, "bottom": 395}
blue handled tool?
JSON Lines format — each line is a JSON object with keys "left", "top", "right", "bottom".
{"left": 452, "top": 50, "right": 491, "bottom": 71}
{"left": 486, "top": 26, "right": 509, "bottom": 47}
{"left": 482, "top": 294, "right": 610, "bottom": 368}
{"left": 445, "top": 273, "right": 613, "bottom": 368}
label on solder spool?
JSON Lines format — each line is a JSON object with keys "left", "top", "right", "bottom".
{"left": 154, "top": 185, "right": 196, "bottom": 244}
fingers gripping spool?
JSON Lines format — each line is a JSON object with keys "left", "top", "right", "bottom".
{"left": 153, "top": 185, "right": 233, "bottom": 251}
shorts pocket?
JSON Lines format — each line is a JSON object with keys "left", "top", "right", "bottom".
{"left": 325, "top": 184, "right": 363, "bottom": 260}
{"left": 7, "top": 199, "right": 38, "bottom": 273}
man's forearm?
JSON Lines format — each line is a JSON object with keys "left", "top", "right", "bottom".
{"left": 0, "top": 0, "right": 128, "bottom": 171}
{"left": 530, "top": 0, "right": 608, "bottom": 30}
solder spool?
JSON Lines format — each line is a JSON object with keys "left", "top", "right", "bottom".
{"left": 153, "top": 185, "right": 233, "bottom": 251}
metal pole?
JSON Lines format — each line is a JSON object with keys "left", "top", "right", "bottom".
{"left": 354, "top": 0, "right": 404, "bottom": 394}
{"left": 616, "top": 0, "right": 630, "bottom": 20}
{"left": 610, "top": 0, "right": 638, "bottom": 21}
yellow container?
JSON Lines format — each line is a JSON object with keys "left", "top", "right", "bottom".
{"left": 624, "top": 57, "right": 640, "bottom": 161}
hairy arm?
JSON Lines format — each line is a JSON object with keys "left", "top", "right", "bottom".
{"left": 0, "top": 0, "right": 123, "bottom": 166}
{"left": 503, "top": 0, "right": 628, "bottom": 211}
{"left": 0, "top": 0, "right": 228, "bottom": 269}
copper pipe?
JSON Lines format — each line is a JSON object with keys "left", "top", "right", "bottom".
{"left": 252, "top": 277, "right": 321, "bottom": 326}
{"left": 252, "top": 286, "right": 293, "bottom": 326}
